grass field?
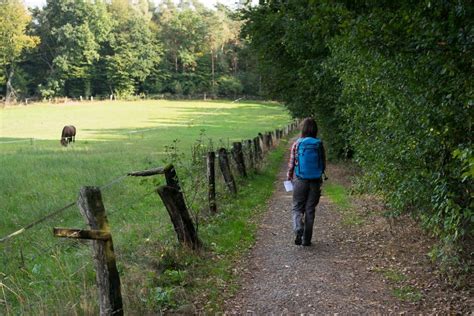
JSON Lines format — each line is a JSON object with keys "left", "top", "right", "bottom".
{"left": 0, "top": 99, "right": 291, "bottom": 314}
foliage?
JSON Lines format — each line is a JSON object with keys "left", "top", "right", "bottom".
{"left": 2, "top": 0, "right": 260, "bottom": 100}
{"left": 240, "top": 0, "right": 348, "bottom": 158}
{"left": 31, "top": 0, "right": 112, "bottom": 98}
{"left": 217, "top": 75, "right": 243, "bottom": 97}
{"left": 0, "top": 0, "right": 39, "bottom": 102}
{"left": 242, "top": 0, "right": 473, "bottom": 271}
{"left": 104, "top": 0, "right": 161, "bottom": 97}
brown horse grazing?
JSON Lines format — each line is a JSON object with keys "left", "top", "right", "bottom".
{"left": 60, "top": 125, "right": 76, "bottom": 147}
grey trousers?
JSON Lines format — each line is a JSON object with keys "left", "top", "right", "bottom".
{"left": 292, "top": 178, "right": 321, "bottom": 244}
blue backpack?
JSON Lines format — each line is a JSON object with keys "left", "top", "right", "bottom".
{"left": 295, "top": 137, "right": 324, "bottom": 180}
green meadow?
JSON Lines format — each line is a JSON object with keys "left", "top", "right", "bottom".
{"left": 0, "top": 100, "right": 290, "bottom": 314}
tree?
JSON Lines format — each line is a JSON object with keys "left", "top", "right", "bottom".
{"left": 104, "top": 0, "right": 162, "bottom": 97}
{"left": 32, "top": 0, "right": 112, "bottom": 98}
{"left": 0, "top": 0, "right": 39, "bottom": 103}
{"left": 204, "top": 5, "right": 239, "bottom": 90}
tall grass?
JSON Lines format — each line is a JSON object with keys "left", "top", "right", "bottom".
{"left": 0, "top": 100, "right": 290, "bottom": 314}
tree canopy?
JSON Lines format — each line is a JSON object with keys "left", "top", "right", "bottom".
{"left": 2, "top": 0, "right": 256, "bottom": 100}
{"left": 0, "top": 0, "right": 39, "bottom": 103}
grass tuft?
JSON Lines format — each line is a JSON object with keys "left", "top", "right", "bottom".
{"left": 324, "top": 182, "right": 364, "bottom": 227}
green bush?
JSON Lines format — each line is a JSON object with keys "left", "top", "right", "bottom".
{"left": 326, "top": 2, "right": 473, "bottom": 268}
{"left": 217, "top": 75, "right": 243, "bottom": 97}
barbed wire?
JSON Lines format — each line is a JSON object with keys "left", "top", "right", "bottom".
{"left": 0, "top": 138, "right": 35, "bottom": 145}
{"left": 4, "top": 188, "right": 157, "bottom": 268}
{"left": 0, "top": 173, "right": 131, "bottom": 244}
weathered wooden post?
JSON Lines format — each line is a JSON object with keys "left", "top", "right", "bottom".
{"left": 158, "top": 165, "right": 201, "bottom": 250}
{"left": 231, "top": 142, "right": 247, "bottom": 178}
{"left": 58, "top": 186, "right": 124, "bottom": 316}
{"left": 246, "top": 139, "right": 254, "bottom": 170}
{"left": 265, "top": 132, "right": 272, "bottom": 149}
{"left": 253, "top": 137, "right": 261, "bottom": 162}
{"left": 128, "top": 165, "right": 201, "bottom": 249}
{"left": 207, "top": 152, "right": 217, "bottom": 214}
{"left": 157, "top": 185, "right": 201, "bottom": 249}
{"left": 258, "top": 133, "right": 265, "bottom": 153}
{"left": 218, "top": 148, "right": 237, "bottom": 194}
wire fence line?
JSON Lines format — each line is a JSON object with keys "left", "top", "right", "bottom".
{"left": 0, "top": 173, "right": 137, "bottom": 244}
{"left": 34, "top": 190, "right": 153, "bottom": 265}
{"left": 0, "top": 138, "right": 35, "bottom": 145}
{"left": 3, "top": 186, "right": 157, "bottom": 267}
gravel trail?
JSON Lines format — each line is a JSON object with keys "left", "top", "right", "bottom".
{"left": 224, "top": 152, "right": 402, "bottom": 314}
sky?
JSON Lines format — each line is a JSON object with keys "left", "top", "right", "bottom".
{"left": 23, "top": 0, "right": 247, "bottom": 10}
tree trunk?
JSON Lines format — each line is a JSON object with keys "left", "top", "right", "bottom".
{"left": 211, "top": 50, "right": 215, "bottom": 89}
{"left": 5, "top": 66, "right": 15, "bottom": 104}
{"left": 84, "top": 78, "right": 91, "bottom": 98}
{"left": 233, "top": 55, "right": 238, "bottom": 76}
{"left": 174, "top": 53, "right": 178, "bottom": 73}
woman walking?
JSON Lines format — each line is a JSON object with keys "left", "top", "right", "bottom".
{"left": 287, "top": 118, "right": 326, "bottom": 246}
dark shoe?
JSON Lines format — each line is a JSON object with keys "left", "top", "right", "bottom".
{"left": 294, "top": 234, "right": 302, "bottom": 245}
{"left": 302, "top": 241, "right": 312, "bottom": 246}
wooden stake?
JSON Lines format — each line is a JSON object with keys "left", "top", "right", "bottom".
{"left": 258, "top": 133, "right": 265, "bottom": 153}
{"left": 157, "top": 185, "right": 201, "bottom": 249}
{"left": 77, "top": 187, "right": 123, "bottom": 316}
{"left": 253, "top": 137, "right": 261, "bottom": 162}
{"left": 207, "top": 152, "right": 217, "bottom": 213}
{"left": 231, "top": 142, "right": 247, "bottom": 178}
{"left": 158, "top": 164, "right": 201, "bottom": 249}
{"left": 246, "top": 139, "right": 254, "bottom": 170}
{"left": 218, "top": 148, "right": 237, "bottom": 194}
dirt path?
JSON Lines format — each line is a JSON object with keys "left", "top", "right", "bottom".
{"left": 224, "top": 149, "right": 473, "bottom": 314}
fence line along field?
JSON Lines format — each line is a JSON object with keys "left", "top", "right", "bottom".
{"left": 0, "top": 99, "right": 291, "bottom": 314}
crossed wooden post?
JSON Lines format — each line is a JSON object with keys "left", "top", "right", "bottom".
{"left": 54, "top": 186, "right": 123, "bottom": 316}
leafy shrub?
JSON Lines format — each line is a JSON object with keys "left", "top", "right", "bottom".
{"left": 217, "top": 75, "right": 242, "bottom": 97}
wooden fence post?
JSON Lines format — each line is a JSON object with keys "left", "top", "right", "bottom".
{"left": 157, "top": 165, "right": 201, "bottom": 249}
{"left": 274, "top": 129, "right": 280, "bottom": 146}
{"left": 253, "top": 137, "right": 261, "bottom": 162}
{"left": 127, "top": 165, "right": 201, "bottom": 249}
{"left": 231, "top": 142, "right": 247, "bottom": 178}
{"left": 265, "top": 132, "right": 272, "bottom": 149}
{"left": 246, "top": 139, "right": 254, "bottom": 170}
{"left": 77, "top": 186, "right": 123, "bottom": 316}
{"left": 218, "top": 148, "right": 237, "bottom": 194}
{"left": 207, "top": 152, "right": 217, "bottom": 214}
{"left": 258, "top": 133, "right": 265, "bottom": 153}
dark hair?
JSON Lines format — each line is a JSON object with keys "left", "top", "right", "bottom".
{"left": 301, "top": 118, "right": 318, "bottom": 138}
